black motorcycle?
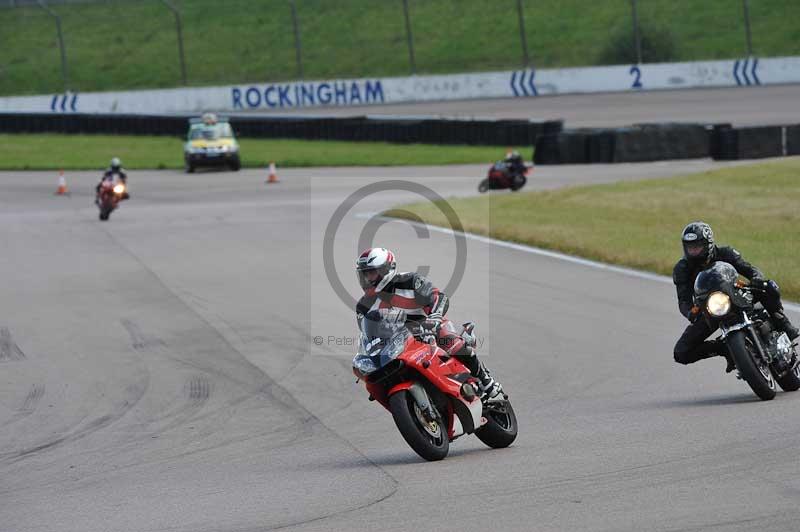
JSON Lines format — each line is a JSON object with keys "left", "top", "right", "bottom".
{"left": 694, "top": 262, "right": 800, "bottom": 400}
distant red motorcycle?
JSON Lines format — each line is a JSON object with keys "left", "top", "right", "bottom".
{"left": 96, "top": 180, "right": 127, "bottom": 221}
{"left": 478, "top": 162, "right": 532, "bottom": 193}
{"left": 352, "top": 310, "right": 517, "bottom": 461}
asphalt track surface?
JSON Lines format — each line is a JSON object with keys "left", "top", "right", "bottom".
{"left": 251, "top": 85, "right": 800, "bottom": 128}
{"left": 2, "top": 159, "right": 799, "bottom": 532}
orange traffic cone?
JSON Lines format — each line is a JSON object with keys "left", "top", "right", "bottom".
{"left": 55, "top": 170, "right": 69, "bottom": 195}
{"left": 267, "top": 161, "right": 279, "bottom": 184}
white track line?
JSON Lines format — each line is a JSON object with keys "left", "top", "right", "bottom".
{"left": 356, "top": 212, "right": 800, "bottom": 313}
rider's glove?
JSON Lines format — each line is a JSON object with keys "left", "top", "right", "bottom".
{"left": 750, "top": 278, "right": 769, "bottom": 290}
{"left": 424, "top": 312, "right": 443, "bottom": 334}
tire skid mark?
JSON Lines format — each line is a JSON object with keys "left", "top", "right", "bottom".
{"left": 0, "top": 383, "right": 46, "bottom": 429}
{"left": 146, "top": 375, "right": 215, "bottom": 435}
{"left": 186, "top": 375, "right": 211, "bottom": 405}
{"left": 0, "top": 327, "right": 26, "bottom": 361}
{"left": 19, "top": 383, "right": 44, "bottom": 414}
{"left": 120, "top": 318, "right": 166, "bottom": 351}
{"left": 0, "top": 366, "right": 150, "bottom": 464}
{"left": 0, "top": 381, "right": 312, "bottom": 499}
{"left": 96, "top": 227, "right": 399, "bottom": 495}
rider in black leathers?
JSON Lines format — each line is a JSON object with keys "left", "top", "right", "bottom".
{"left": 503, "top": 150, "right": 526, "bottom": 177}
{"left": 672, "top": 221, "right": 799, "bottom": 370}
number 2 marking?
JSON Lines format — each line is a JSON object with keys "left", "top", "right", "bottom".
{"left": 630, "top": 65, "right": 642, "bottom": 89}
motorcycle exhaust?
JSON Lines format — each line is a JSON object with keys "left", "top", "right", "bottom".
{"left": 460, "top": 382, "right": 478, "bottom": 401}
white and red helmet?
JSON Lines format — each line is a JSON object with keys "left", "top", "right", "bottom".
{"left": 356, "top": 247, "right": 397, "bottom": 291}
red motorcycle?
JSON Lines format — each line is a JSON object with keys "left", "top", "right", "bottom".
{"left": 353, "top": 310, "right": 517, "bottom": 461}
{"left": 478, "top": 162, "right": 532, "bottom": 193}
{"left": 96, "top": 179, "right": 127, "bottom": 221}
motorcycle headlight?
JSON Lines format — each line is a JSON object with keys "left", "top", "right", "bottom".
{"left": 353, "top": 356, "right": 377, "bottom": 377}
{"left": 382, "top": 335, "right": 406, "bottom": 360}
{"left": 113, "top": 184, "right": 126, "bottom": 194}
{"left": 706, "top": 291, "right": 731, "bottom": 317}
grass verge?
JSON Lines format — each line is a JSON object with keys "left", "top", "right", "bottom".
{"left": 385, "top": 158, "right": 800, "bottom": 300}
{"left": 0, "top": 134, "right": 521, "bottom": 170}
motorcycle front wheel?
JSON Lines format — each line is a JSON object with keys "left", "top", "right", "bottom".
{"left": 478, "top": 179, "right": 490, "bottom": 193}
{"left": 727, "top": 330, "right": 776, "bottom": 400}
{"left": 389, "top": 390, "right": 449, "bottom": 461}
{"left": 475, "top": 399, "right": 518, "bottom": 448}
{"left": 772, "top": 352, "right": 800, "bottom": 391}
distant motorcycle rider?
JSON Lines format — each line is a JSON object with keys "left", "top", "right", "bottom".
{"left": 355, "top": 247, "right": 504, "bottom": 399}
{"left": 503, "top": 150, "right": 526, "bottom": 176}
{"left": 95, "top": 157, "right": 129, "bottom": 201}
{"left": 673, "top": 221, "right": 799, "bottom": 371}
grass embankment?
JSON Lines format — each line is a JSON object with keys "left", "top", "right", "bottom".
{"left": 0, "top": 134, "right": 519, "bottom": 170}
{"left": 2, "top": 0, "right": 799, "bottom": 95}
{"left": 385, "top": 159, "right": 800, "bottom": 300}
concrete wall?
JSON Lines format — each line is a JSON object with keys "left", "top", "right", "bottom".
{"left": 2, "top": 56, "right": 799, "bottom": 115}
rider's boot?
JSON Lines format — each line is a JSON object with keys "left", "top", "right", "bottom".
{"left": 475, "top": 361, "right": 503, "bottom": 400}
{"left": 772, "top": 311, "right": 799, "bottom": 341}
{"left": 709, "top": 339, "right": 736, "bottom": 373}
{"left": 722, "top": 351, "right": 736, "bottom": 374}
{"left": 451, "top": 343, "right": 504, "bottom": 401}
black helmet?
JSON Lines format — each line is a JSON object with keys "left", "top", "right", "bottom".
{"left": 681, "top": 221, "right": 715, "bottom": 263}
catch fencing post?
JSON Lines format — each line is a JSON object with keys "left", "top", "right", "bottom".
{"left": 290, "top": 0, "right": 304, "bottom": 79}
{"left": 516, "top": 0, "right": 530, "bottom": 66}
{"left": 159, "top": 0, "right": 188, "bottom": 85}
{"left": 742, "top": 0, "right": 753, "bottom": 56}
{"left": 630, "top": 0, "right": 642, "bottom": 64}
{"left": 401, "top": 0, "right": 417, "bottom": 74}
{"left": 36, "top": 0, "right": 69, "bottom": 91}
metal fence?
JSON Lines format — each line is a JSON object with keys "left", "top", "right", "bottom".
{"left": 1, "top": 0, "right": 796, "bottom": 95}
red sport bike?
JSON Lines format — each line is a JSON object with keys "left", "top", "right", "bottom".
{"left": 352, "top": 310, "right": 517, "bottom": 461}
{"left": 96, "top": 179, "right": 127, "bottom": 221}
{"left": 478, "top": 161, "right": 532, "bottom": 193}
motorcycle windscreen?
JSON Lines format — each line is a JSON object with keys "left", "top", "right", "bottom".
{"left": 355, "top": 309, "right": 410, "bottom": 371}
{"left": 694, "top": 262, "right": 738, "bottom": 299}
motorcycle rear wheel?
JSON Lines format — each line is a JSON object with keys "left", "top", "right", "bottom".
{"left": 389, "top": 390, "right": 449, "bottom": 461}
{"left": 727, "top": 330, "right": 776, "bottom": 400}
{"left": 510, "top": 175, "right": 527, "bottom": 192}
{"left": 475, "top": 399, "right": 518, "bottom": 448}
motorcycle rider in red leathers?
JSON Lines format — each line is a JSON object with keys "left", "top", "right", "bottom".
{"left": 355, "top": 247, "right": 503, "bottom": 400}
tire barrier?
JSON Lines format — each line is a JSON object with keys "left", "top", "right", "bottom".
{"left": 736, "top": 126, "right": 783, "bottom": 159}
{"left": 711, "top": 125, "right": 787, "bottom": 160}
{"left": 0, "top": 113, "right": 562, "bottom": 147}
{"left": 3, "top": 112, "right": 798, "bottom": 162}
{"left": 535, "top": 124, "right": 711, "bottom": 165}
{"left": 787, "top": 125, "right": 800, "bottom": 156}
{"left": 614, "top": 124, "right": 710, "bottom": 162}
{"left": 708, "top": 123, "right": 734, "bottom": 160}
